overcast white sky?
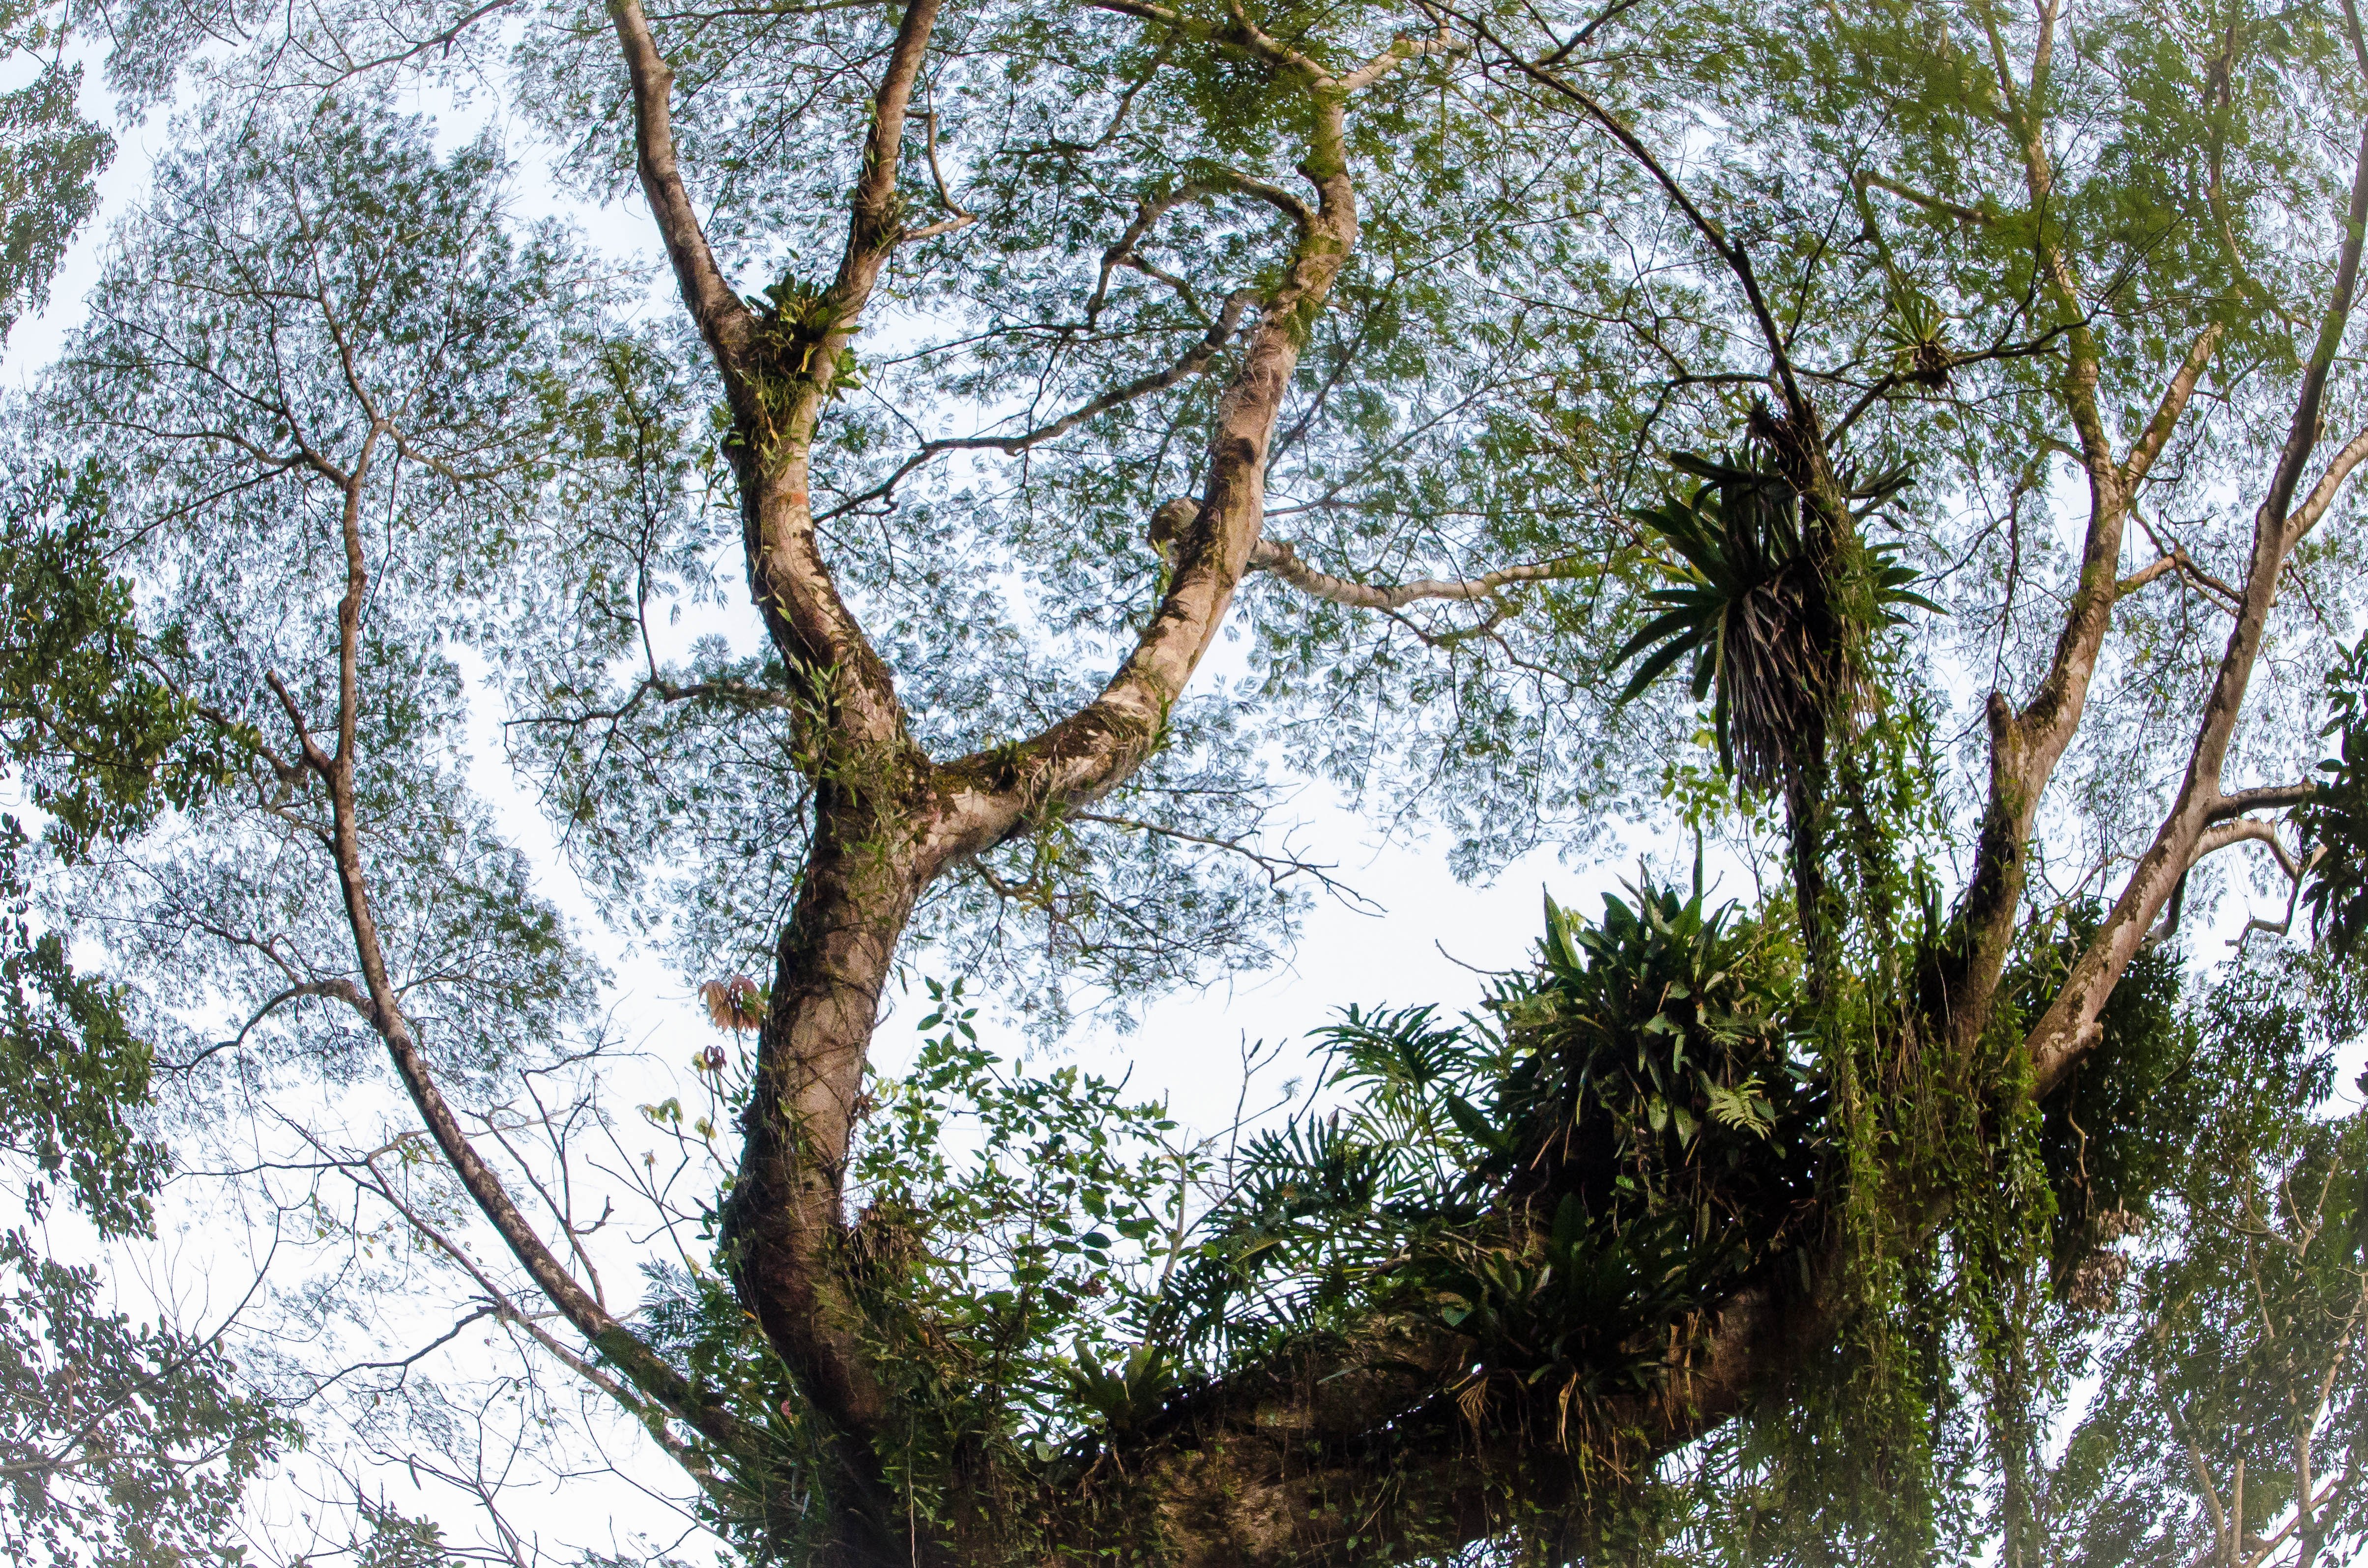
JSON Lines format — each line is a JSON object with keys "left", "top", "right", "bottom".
{"left": 11, "top": 44, "right": 2360, "bottom": 1566}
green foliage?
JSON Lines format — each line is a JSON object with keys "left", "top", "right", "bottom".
{"left": 1488, "top": 883, "right": 1819, "bottom": 1223}
{"left": 1168, "top": 878, "right": 1818, "bottom": 1408}
{"left": 0, "top": 899, "right": 165, "bottom": 1236}
{"left": 0, "top": 451, "right": 206, "bottom": 1237}
{"left": 2046, "top": 956, "right": 2368, "bottom": 1568}
{"left": 837, "top": 979, "right": 1197, "bottom": 1536}
{"left": 634, "top": 1261, "right": 816, "bottom": 1561}
{"left": 0, "top": 452, "right": 222, "bottom": 856}
{"left": 714, "top": 905, "right": 1822, "bottom": 1557}
{"left": 2300, "top": 638, "right": 2368, "bottom": 957}
{"left": 1123, "top": 883, "right": 2208, "bottom": 1566}
{"left": 852, "top": 978, "right": 1193, "bottom": 1404}
{"left": 0, "top": 0, "right": 109, "bottom": 341}
{"left": 0, "top": 1229, "right": 289, "bottom": 1568}
{"left": 744, "top": 276, "right": 864, "bottom": 415}
{"left": 0, "top": 334, "right": 292, "bottom": 1568}
{"left": 0, "top": 370, "right": 271, "bottom": 1568}
{"left": 1600, "top": 922, "right": 2253, "bottom": 1568}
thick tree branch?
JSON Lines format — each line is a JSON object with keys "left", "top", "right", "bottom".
{"left": 2208, "top": 782, "right": 2321, "bottom": 822}
{"left": 1100, "top": 1255, "right": 1831, "bottom": 1567}
{"left": 2114, "top": 554, "right": 2178, "bottom": 597}
{"left": 926, "top": 78, "right": 1363, "bottom": 855}
{"left": 2024, "top": 124, "right": 2368, "bottom": 1093}
{"left": 283, "top": 390, "right": 752, "bottom": 1472}
{"left": 597, "top": 5, "right": 974, "bottom": 1549}
{"left": 356, "top": 779, "right": 746, "bottom": 1458}
{"left": 1211, "top": 0, "right": 1327, "bottom": 79}
{"left": 606, "top": 0, "right": 753, "bottom": 369}
{"left": 1214, "top": 168, "right": 1316, "bottom": 231}
{"left": 617, "top": 0, "right": 926, "bottom": 753}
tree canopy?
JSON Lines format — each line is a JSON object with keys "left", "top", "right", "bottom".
{"left": 6, "top": 0, "right": 2368, "bottom": 1562}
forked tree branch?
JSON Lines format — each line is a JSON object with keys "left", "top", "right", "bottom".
{"left": 1335, "top": 24, "right": 1466, "bottom": 92}
{"left": 603, "top": 4, "right": 1376, "bottom": 1552}
{"left": 2024, "top": 124, "right": 2368, "bottom": 1092}
{"left": 618, "top": 0, "right": 935, "bottom": 751}
{"left": 1937, "top": 325, "right": 2224, "bottom": 1050}
{"left": 2130, "top": 512, "right": 2246, "bottom": 609}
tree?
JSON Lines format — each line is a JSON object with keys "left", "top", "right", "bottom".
{"left": 15, "top": 0, "right": 2368, "bottom": 1561}
{"left": 0, "top": 0, "right": 110, "bottom": 342}
{"left": 0, "top": 445, "right": 289, "bottom": 1567}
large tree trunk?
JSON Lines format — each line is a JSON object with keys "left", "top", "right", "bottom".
{"left": 724, "top": 791, "right": 930, "bottom": 1562}
{"left": 599, "top": 0, "right": 1369, "bottom": 1546}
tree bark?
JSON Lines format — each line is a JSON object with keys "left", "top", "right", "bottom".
{"left": 721, "top": 795, "right": 928, "bottom": 1552}
{"left": 608, "top": 1, "right": 1374, "bottom": 1553}
{"left": 582, "top": 8, "right": 2368, "bottom": 1565}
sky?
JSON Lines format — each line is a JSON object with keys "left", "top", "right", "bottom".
{"left": 0, "top": 55, "right": 1660, "bottom": 1560}
{"left": 7, "top": 34, "right": 2360, "bottom": 1567}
